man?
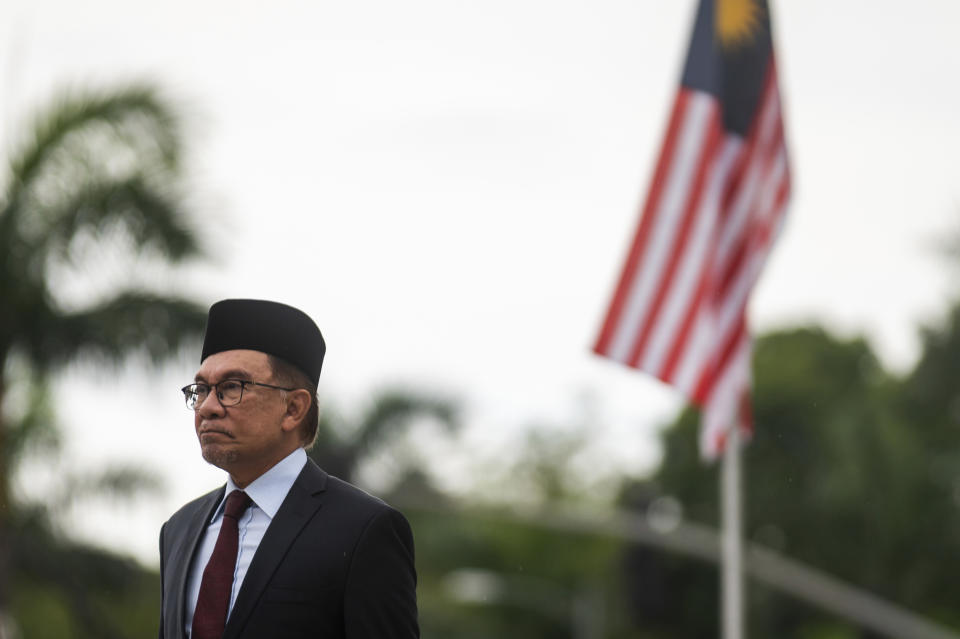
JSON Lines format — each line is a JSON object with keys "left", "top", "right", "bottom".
{"left": 159, "top": 299, "right": 419, "bottom": 639}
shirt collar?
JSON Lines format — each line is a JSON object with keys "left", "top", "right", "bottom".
{"left": 212, "top": 448, "right": 308, "bottom": 522}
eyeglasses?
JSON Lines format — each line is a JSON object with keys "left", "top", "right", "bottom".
{"left": 181, "top": 379, "right": 294, "bottom": 410}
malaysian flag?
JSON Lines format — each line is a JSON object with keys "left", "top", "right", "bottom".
{"left": 593, "top": 0, "right": 790, "bottom": 458}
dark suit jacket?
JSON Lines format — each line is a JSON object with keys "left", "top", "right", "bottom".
{"left": 159, "top": 459, "right": 419, "bottom": 639}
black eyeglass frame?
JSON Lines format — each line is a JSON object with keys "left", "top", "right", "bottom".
{"left": 181, "top": 379, "right": 295, "bottom": 410}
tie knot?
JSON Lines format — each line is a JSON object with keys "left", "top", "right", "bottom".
{"left": 224, "top": 490, "right": 252, "bottom": 520}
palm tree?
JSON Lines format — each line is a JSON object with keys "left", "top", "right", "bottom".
{"left": 0, "top": 84, "right": 208, "bottom": 634}
{"left": 308, "top": 390, "right": 460, "bottom": 488}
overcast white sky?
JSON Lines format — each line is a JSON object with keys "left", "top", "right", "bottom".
{"left": 4, "top": 0, "right": 960, "bottom": 565}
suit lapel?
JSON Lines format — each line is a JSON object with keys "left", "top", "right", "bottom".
{"left": 223, "top": 460, "right": 328, "bottom": 639}
{"left": 168, "top": 487, "right": 223, "bottom": 639}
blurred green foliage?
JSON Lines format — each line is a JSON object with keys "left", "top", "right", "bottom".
{"left": 11, "top": 505, "right": 159, "bottom": 639}
{"left": 622, "top": 310, "right": 960, "bottom": 638}
{"left": 0, "top": 82, "right": 205, "bottom": 638}
{"left": 307, "top": 389, "right": 460, "bottom": 484}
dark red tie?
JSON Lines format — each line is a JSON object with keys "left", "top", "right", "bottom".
{"left": 192, "top": 490, "right": 253, "bottom": 639}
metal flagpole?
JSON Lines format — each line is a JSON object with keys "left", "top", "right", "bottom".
{"left": 722, "top": 424, "right": 744, "bottom": 639}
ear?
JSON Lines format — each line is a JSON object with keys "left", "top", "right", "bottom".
{"left": 280, "top": 389, "right": 312, "bottom": 434}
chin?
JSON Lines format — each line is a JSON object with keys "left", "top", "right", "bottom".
{"left": 201, "top": 446, "right": 238, "bottom": 470}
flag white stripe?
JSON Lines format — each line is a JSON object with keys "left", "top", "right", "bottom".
{"left": 715, "top": 92, "right": 782, "bottom": 268}
{"left": 606, "top": 92, "right": 716, "bottom": 362}
{"left": 701, "top": 332, "right": 751, "bottom": 457}
{"left": 697, "top": 164, "right": 788, "bottom": 441}
{"left": 673, "top": 304, "right": 716, "bottom": 396}
{"left": 757, "top": 147, "right": 788, "bottom": 227}
{"left": 642, "top": 137, "right": 741, "bottom": 377}
{"left": 673, "top": 99, "right": 787, "bottom": 406}
{"left": 709, "top": 152, "right": 788, "bottom": 389}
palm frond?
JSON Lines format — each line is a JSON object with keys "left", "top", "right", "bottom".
{"left": 7, "top": 84, "right": 180, "bottom": 193}
{"left": 1, "top": 375, "right": 60, "bottom": 472}
{"left": 32, "top": 173, "right": 199, "bottom": 263}
{"left": 308, "top": 392, "right": 460, "bottom": 483}
{"left": 47, "top": 466, "right": 164, "bottom": 512}
{"left": 355, "top": 391, "right": 460, "bottom": 454}
{"left": 10, "top": 512, "right": 141, "bottom": 639}
{"left": 22, "top": 292, "right": 206, "bottom": 371}
{"left": 2, "top": 84, "right": 187, "bottom": 255}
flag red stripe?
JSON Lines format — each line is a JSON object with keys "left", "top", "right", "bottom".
{"left": 593, "top": 91, "right": 693, "bottom": 356}
{"left": 657, "top": 135, "right": 739, "bottom": 384}
{"left": 660, "top": 136, "right": 744, "bottom": 392}
{"left": 701, "top": 329, "right": 752, "bottom": 453}
{"left": 716, "top": 68, "right": 776, "bottom": 224}
{"left": 693, "top": 308, "right": 747, "bottom": 404}
{"left": 698, "top": 173, "right": 787, "bottom": 408}
{"left": 715, "top": 80, "right": 780, "bottom": 269}
{"left": 716, "top": 231, "right": 749, "bottom": 303}
{"left": 659, "top": 241, "right": 713, "bottom": 383}
{"left": 715, "top": 75, "right": 785, "bottom": 302}
{"left": 689, "top": 68, "right": 787, "bottom": 407}
{"left": 626, "top": 109, "right": 723, "bottom": 369}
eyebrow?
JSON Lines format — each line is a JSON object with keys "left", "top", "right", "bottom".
{"left": 194, "top": 369, "right": 254, "bottom": 383}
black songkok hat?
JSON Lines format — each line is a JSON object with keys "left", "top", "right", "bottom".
{"left": 200, "top": 299, "right": 325, "bottom": 386}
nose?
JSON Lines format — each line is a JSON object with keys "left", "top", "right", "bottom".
{"left": 196, "top": 388, "right": 226, "bottom": 418}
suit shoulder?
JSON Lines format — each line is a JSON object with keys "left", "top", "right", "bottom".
{"left": 324, "top": 474, "right": 397, "bottom": 514}
{"left": 315, "top": 474, "right": 413, "bottom": 535}
{"left": 319, "top": 476, "right": 415, "bottom": 558}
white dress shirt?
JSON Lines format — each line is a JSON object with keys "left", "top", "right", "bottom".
{"left": 184, "top": 448, "right": 308, "bottom": 638}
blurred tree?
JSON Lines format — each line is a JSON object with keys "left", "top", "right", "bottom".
{"left": 10, "top": 459, "right": 161, "bottom": 639}
{"left": 621, "top": 325, "right": 960, "bottom": 637}
{"left": 411, "top": 505, "right": 625, "bottom": 639}
{"left": 894, "top": 302, "right": 960, "bottom": 625}
{"left": 406, "top": 423, "right": 635, "bottom": 639}
{"left": 308, "top": 389, "right": 459, "bottom": 485}
{"left": 0, "top": 84, "right": 207, "bottom": 635}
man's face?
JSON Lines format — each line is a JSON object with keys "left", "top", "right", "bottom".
{"left": 193, "top": 349, "right": 296, "bottom": 485}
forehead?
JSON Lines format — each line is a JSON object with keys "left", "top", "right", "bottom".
{"left": 195, "top": 349, "right": 272, "bottom": 381}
